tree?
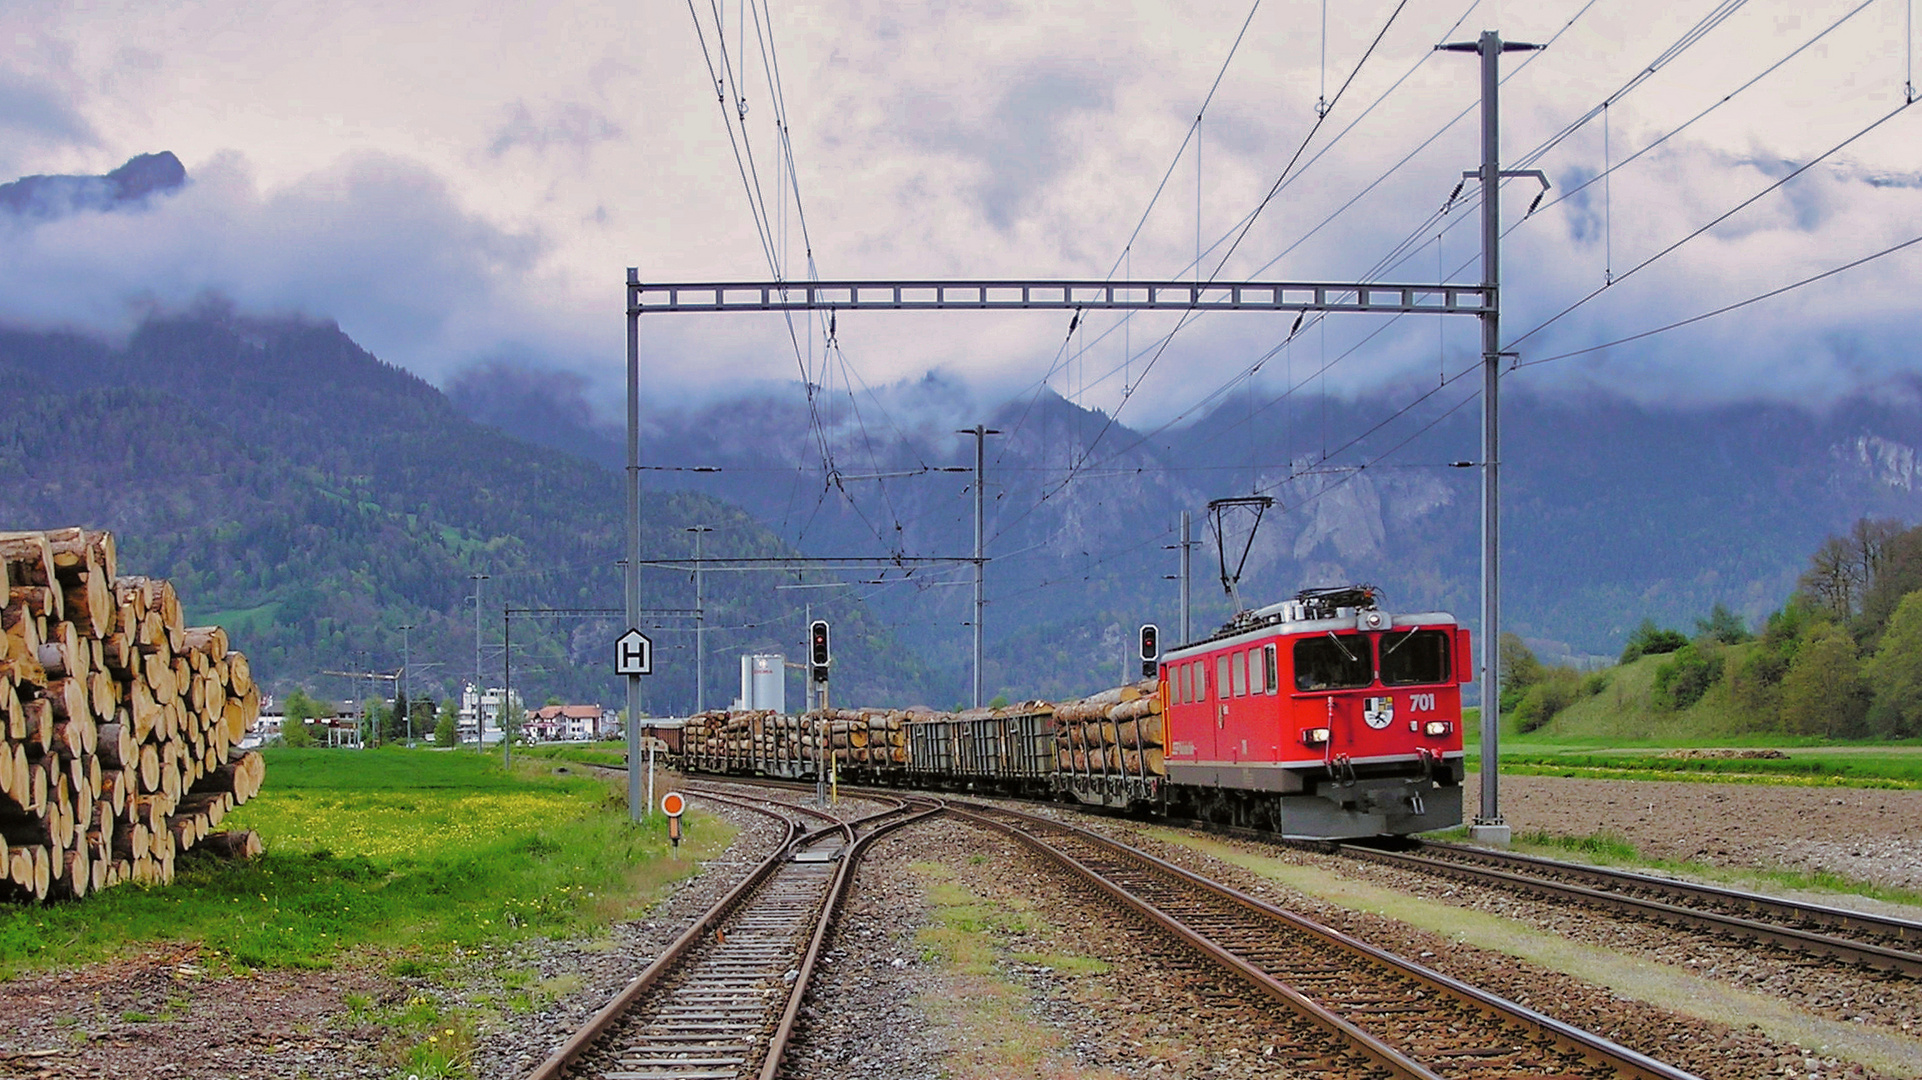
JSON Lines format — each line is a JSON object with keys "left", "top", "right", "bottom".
{"left": 434, "top": 699, "right": 458, "bottom": 748}
{"left": 1497, "top": 633, "right": 1544, "bottom": 714}
{"left": 1863, "top": 591, "right": 1922, "bottom": 737}
{"left": 1778, "top": 622, "right": 1869, "bottom": 737}
{"left": 283, "top": 687, "right": 324, "bottom": 724}
{"left": 281, "top": 688, "right": 324, "bottom": 746}
{"left": 362, "top": 697, "right": 390, "bottom": 746}
{"left": 1798, "top": 535, "right": 1858, "bottom": 623}
{"left": 1694, "top": 603, "right": 1752, "bottom": 645}
{"left": 1620, "top": 620, "right": 1688, "bottom": 664}
{"left": 389, "top": 688, "right": 410, "bottom": 743}
{"left": 408, "top": 697, "right": 436, "bottom": 742}
{"left": 1857, "top": 525, "right": 1922, "bottom": 646}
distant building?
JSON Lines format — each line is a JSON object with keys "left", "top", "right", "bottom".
{"left": 459, "top": 683, "right": 522, "bottom": 745}
{"left": 525, "top": 704, "right": 604, "bottom": 743}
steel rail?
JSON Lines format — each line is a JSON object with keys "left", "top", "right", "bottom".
{"left": 1345, "top": 840, "right": 1922, "bottom": 977}
{"left": 947, "top": 803, "right": 1442, "bottom": 1080}
{"left": 523, "top": 789, "right": 801, "bottom": 1080}
{"left": 956, "top": 802, "right": 1702, "bottom": 1080}
{"left": 757, "top": 797, "right": 944, "bottom": 1080}
{"left": 525, "top": 779, "right": 930, "bottom": 1080}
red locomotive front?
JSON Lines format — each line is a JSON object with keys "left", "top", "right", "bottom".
{"left": 1161, "top": 586, "right": 1467, "bottom": 837}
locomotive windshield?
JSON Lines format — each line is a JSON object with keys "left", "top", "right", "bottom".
{"left": 1294, "top": 634, "right": 1372, "bottom": 691}
{"left": 1380, "top": 629, "right": 1452, "bottom": 685}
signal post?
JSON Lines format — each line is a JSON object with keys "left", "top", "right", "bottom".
{"left": 810, "top": 620, "right": 832, "bottom": 804}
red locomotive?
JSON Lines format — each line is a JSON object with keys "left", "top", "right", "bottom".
{"left": 1153, "top": 585, "right": 1468, "bottom": 837}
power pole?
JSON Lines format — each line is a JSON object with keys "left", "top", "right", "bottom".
{"left": 1179, "top": 510, "right": 1193, "bottom": 644}
{"left": 687, "top": 525, "right": 712, "bottom": 713}
{"left": 1439, "top": 29, "right": 1542, "bottom": 848}
{"left": 957, "top": 425, "right": 1000, "bottom": 708}
{"left": 625, "top": 268, "right": 645, "bottom": 824}
{"left": 502, "top": 609, "right": 512, "bottom": 768}
{"left": 470, "top": 573, "right": 488, "bottom": 748}
{"left": 398, "top": 624, "right": 414, "bottom": 743}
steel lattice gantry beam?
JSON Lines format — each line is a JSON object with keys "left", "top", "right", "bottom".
{"left": 629, "top": 278, "right": 1491, "bottom": 317}
{"left": 623, "top": 274, "right": 1495, "bottom": 826}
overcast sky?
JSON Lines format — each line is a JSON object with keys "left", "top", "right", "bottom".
{"left": 2, "top": 0, "right": 1918, "bottom": 426}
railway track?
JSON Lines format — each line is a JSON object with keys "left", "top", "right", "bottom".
{"left": 525, "top": 786, "right": 938, "bottom": 1080}
{"left": 1330, "top": 840, "right": 1922, "bottom": 978}
{"left": 950, "top": 800, "right": 1702, "bottom": 1080}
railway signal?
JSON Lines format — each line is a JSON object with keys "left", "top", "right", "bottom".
{"left": 1139, "top": 623, "right": 1159, "bottom": 678}
{"left": 809, "top": 620, "right": 831, "bottom": 683}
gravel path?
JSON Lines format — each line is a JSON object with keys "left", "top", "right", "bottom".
{"left": 782, "top": 815, "right": 1393, "bottom": 1080}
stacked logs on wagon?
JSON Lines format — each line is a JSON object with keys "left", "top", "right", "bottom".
{"left": 1, "top": 528, "right": 265, "bottom": 901}
{"left": 1052, "top": 679, "right": 1166, "bottom": 776}
{"left": 799, "top": 709, "right": 909, "bottom": 768}
{"left": 680, "top": 707, "right": 911, "bottom": 769}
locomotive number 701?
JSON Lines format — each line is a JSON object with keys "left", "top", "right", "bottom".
{"left": 1409, "top": 693, "right": 1437, "bottom": 712}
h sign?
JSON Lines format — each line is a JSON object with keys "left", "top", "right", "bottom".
{"left": 615, "top": 628, "right": 653, "bottom": 675}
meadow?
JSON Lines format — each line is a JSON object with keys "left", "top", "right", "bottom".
{"left": 1461, "top": 707, "right": 1922, "bottom": 788}
{"left": 0, "top": 747, "right": 730, "bottom": 978}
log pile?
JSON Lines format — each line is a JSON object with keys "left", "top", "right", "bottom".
{"left": 1053, "top": 679, "right": 1166, "bottom": 776}
{"left": 1, "top": 528, "right": 265, "bottom": 901}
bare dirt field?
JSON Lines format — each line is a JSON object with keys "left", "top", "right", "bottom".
{"left": 1482, "top": 772, "right": 1922, "bottom": 893}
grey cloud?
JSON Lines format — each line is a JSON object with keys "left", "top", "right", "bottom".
{"left": 896, "top": 67, "right": 1114, "bottom": 232}
{"left": 0, "top": 68, "right": 99, "bottom": 161}
{"left": 486, "top": 100, "right": 625, "bottom": 159}
{"left": 0, "top": 150, "right": 552, "bottom": 383}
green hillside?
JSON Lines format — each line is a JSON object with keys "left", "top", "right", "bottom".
{"left": 0, "top": 315, "right": 931, "bottom": 712}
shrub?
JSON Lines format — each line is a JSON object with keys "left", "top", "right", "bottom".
{"left": 1653, "top": 643, "right": 1723, "bottom": 711}
{"left": 1621, "top": 619, "right": 1688, "bottom": 664}
{"left": 1514, "top": 667, "right": 1583, "bottom": 733}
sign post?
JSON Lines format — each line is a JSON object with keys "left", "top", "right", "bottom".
{"left": 615, "top": 628, "right": 655, "bottom": 819}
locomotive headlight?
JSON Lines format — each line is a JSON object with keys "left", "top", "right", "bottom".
{"left": 1423, "top": 721, "right": 1453, "bottom": 737}
{"left": 1301, "top": 727, "right": 1331, "bottom": 745}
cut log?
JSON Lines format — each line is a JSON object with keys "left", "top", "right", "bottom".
{"left": 197, "top": 829, "right": 264, "bottom": 859}
{"left": 97, "top": 722, "right": 134, "bottom": 769}
{"left": 60, "top": 571, "right": 113, "bottom": 640}
{"left": 0, "top": 533, "right": 56, "bottom": 593}
{"left": 43, "top": 677, "right": 89, "bottom": 722}
{"left": 181, "top": 626, "right": 228, "bottom": 661}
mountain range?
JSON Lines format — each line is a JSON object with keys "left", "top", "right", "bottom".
{"left": 5, "top": 152, "right": 1921, "bottom": 710}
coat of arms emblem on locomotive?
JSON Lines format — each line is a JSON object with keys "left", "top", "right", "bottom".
{"left": 1363, "top": 696, "right": 1394, "bottom": 730}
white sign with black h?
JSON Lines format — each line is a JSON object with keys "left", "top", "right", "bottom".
{"left": 615, "top": 628, "right": 653, "bottom": 675}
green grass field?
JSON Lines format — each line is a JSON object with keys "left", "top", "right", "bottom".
{"left": 516, "top": 741, "right": 629, "bottom": 769}
{"left": 0, "top": 748, "right": 730, "bottom": 978}
{"left": 1461, "top": 701, "right": 1922, "bottom": 788}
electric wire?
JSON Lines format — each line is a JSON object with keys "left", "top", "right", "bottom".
{"left": 1504, "top": 97, "right": 1917, "bottom": 352}
{"left": 1517, "top": 232, "right": 1922, "bottom": 367}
